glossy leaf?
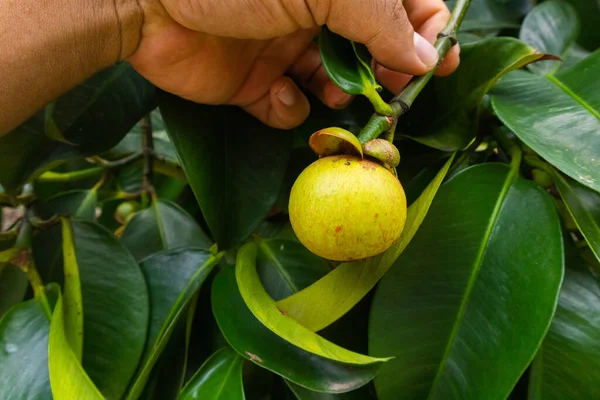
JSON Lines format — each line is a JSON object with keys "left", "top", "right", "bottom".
{"left": 286, "top": 380, "right": 371, "bottom": 400}
{"left": 160, "top": 92, "right": 292, "bottom": 249}
{"left": 553, "top": 171, "right": 600, "bottom": 262}
{"left": 236, "top": 242, "right": 388, "bottom": 365}
{"left": 564, "top": 0, "right": 600, "bottom": 50}
{"left": 126, "top": 248, "right": 220, "bottom": 400}
{"left": 448, "top": 0, "right": 531, "bottom": 35}
{"left": 120, "top": 199, "right": 212, "bottom": 261}
{"left": 369, "top": 163, "right": 564, "bottom": 400}
{"left": 68, "top": 220, "right": 149, "bottom": 399}
{"left": 520, "top": 0, "right": 580, "bottom": 75}
{"left": 48, "top": 287, "right": 104, "bottom": 400}
{"left": 277, "top": 155, "right": 454, "bottom": 331}
{"left": 528, "top": 252, "right": 600, "bottom": 399}
{"left": 490, "top": 50, "right": 600, "bottom": 192}
{"left": 179, "top": 347, "right": 245, "bottom": 400}
{"left": 398, "top": 38, "right": 546, "bottom": 151}
{"left": 0, "top": 64, "right": 156, "bottom": 191}
{"left": 0, "top": 298, "right": 52, "bottom": 400}
{"left": 255, "top": 236, "right": 331, "bottom": 302}
{"left": 213, "top": 266, "right": 381, "bottom": 393}
{"left": 0, "top": 264, "right": 28, "bottom": 317}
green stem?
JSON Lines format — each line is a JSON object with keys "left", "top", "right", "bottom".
{"left": 493, "top": 129, "right": 522, "bottom": 174}
{"left": 357, "top": 0, "right": 471, "bottom": 143}
{"left": 523, "top": 155, "right": 553, "bottom": 174}
{"left": 37, "top": 167, "right": 104, "bottom": 183}
{"left": 140, "top": 115, "right": 156, "bottom": 207}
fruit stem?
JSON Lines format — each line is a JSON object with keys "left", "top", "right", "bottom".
{"left": 357, "top": 0, "right": 471, "bottom": 143}
{"left": 37, "top": 167, "right": 104, "bottom": 183}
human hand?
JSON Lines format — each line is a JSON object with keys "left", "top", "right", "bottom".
{"left": 129, "top": 0, "right": 460, "bottom": 129}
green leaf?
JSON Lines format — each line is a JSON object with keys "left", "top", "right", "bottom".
{"left": 319, "top": 27, "right": 391, "bottom": 115}
{"left": 528, "top": 251, "right": 600, "bottom": 399}
{"left": 0, "top": 264, "right": 28, "bottom": 318}
{"left": 276, "top": 155, "right": 454, "bottom": 331}
{"left": 61, "top": 219, "right": 84, "bottom": 360}
{"left": 160, "top": 93, "right": 292, "bottom": 249}
{"left": 213, "top": 266, "right": 381, "bottom": 393}
{"left": 369, "top": 163, "right": 564, "bottom": 399}
{"left": 39, "top": 189, "right": 98, "bottom": 221}
{"left": 120, "top": 199, "right": 212, "bottom": 262}
{"left": 179, "top": 347, "right": 246, "bottom": 400}
{"left": 255, "top": 236, "right": 331, "bottom": 301}
{"left": 520, "top": 0, "right": 580, "bottom": 75}
{"left": 399, "top": 38, "right": 545, "bottom": 151}
{"left": 235, "top": 242, "right": 388, "bottom": 365}
{"left": 69, "top": 220, "right": 149, "bottom": 399}
{"left": 126, "top": 248, "right": 220, "bottom": 400}
{"left": 285, "top": 380, "right": 371, "bottom": 400}
{"left": 0, "top": 64, "right": 156, "bottom": 191}
{"left": 553, "top": 171, "right": 600, "bottom": 263}
{"left": 490, "top": 50, "right": 600, "bottom": 193}
{"left": 0, "top": 297, "right": 53, "bottom": 400}
{"left": 48, "top": 286, "right": 104, "bottom": 400}
{"left": 448, "top": 0, "right": 531, "bottom": 35}
{"left": 564, "top": 0, "right": 600, "bottom": 50}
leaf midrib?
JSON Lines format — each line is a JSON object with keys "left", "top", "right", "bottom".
{"left": 426, "top": 165, "right": 517, "bottom": 399}
{"left": 255, "top": 237, "right": 299, "bottom": 294}
{"left": 546, "top": 74, "right": 600, "bottom": 120}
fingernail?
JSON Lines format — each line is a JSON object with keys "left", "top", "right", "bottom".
{"left": 414, "top": 32, "right": 439, "bottom": 69}
{"left": 276, "top": 84, "right": 296, "bottom": 106}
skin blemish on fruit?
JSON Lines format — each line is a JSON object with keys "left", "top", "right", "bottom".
{"left": 335, "top": 225, "right": 342, "bottom": 233}
{"left": 345, "top": 161, "right": 351, "bottom": 166}
{"left": 375, "top": 213, "right": 379, "bottom": 218}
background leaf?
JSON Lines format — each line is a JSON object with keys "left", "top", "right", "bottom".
{"left": 235, "top": 242, "right": 388, "bottom": 366}
{"left": 490, "top": 50, "right": 600, "bottom": 193}
{"left": 369, "top": 164, "right": 564, "bottom": 400}
{"left": 519, "top": 0, "right": 580, "bottom": 75}
{"left": 528, "top": 249, "right": 600, "bottom": 400}
{"left": 69, "top": 220, "right": 149, "bottom": 399}
{"left": 120, "top": 199, "right": 212, "bottom": 262}
{"left": 212, "top": 266, "right": 382, "bottom": 393}
{"left": 397, "top": 38, "right": 543, "bottom": 151}
{"left": 553, "top": 171, "right": 600, "bottom": 263}
{"left": 179, "top": 347, "right": 245, "bottom": 400}
{"left": 0, "top": 264, "right": 28, "bottom": 318}
{"left": 160, "top": 93, "right": 292, "bottom": 249}
{"left": 126, "top": 248, "right": 220, "bottom": 400}
{"left": 0, "top": 297, "right": 53, "bottom": 400}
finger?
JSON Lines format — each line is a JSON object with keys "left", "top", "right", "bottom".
{"left": 242, "top": 76, "right": 310, "bottom": 129}
{"left": 374, "top": 64, "right": 412, "bottom": 95}
{"left": 404, "top": 0, "right": 460, "bottom": 76}
{"left": 316, "top": 0, "right": 439, "bottom": 75}
{"left": 287, "top": 44, "right": 353, "bottom": 109}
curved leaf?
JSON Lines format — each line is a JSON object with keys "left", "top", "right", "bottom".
{"left": 213, "top": 266, "right": 382, "bottom": 393}
{"left": 553, "top": 171, "right": 600, "bottom": 263}
{"left": 120, "top": 199, "right": 212, "bottom": 261}
{"left": 319, "top": 26, "right": 379, "bottom": 96}
{"left": 490, "top": 50, "right": 600, "bottom": 192}
{"left": 309, "top": 128, "right": 363, "bottom": 158}
{"left": 179, "top": 347, "right": 245, "bottom": 400}
{"left": 276, "top": 155, "right": 454, "bottom": 331}
{"left": 0, "top": 297, "right": 52, "bottom": 400}
{"left": 160, "top": 93, "right": 292, "bottom": 249}
{"left": 285, "top": 380, "right": 371, "bottom": 400}
{"left": 236, "top": 242, "right": 388, "bottom": 365}
{"left": 61, "top": 218, "right": 84, "bottom": 360}
{"left": 528, "top": 252, "right": 600, "bottom": 399}
{"left": 398, "top": 38, "right": 546, "bottom": 151}
{"left": 520, "top": 0, "right": 580, "bottom": 75}
{"left": 39, "top": 189, "right": 98, "bottom": 221}
{"left": 69, "top": 220, "right": 149, "bottom": 399}
{"left": 126, "top": 248, "right": 221, "bottom": 400}
{"left": 369, "top": 163, "right": 564, "bottom": 400}
{"left": 49, "top": 287, "right": 104, "bottom": 400}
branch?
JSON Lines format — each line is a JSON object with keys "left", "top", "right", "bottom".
{"left": 357, "top": 0, "right": 471, "bottom": 143}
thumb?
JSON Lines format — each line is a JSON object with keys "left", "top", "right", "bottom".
{"left": 314, "top": 0, "right": 439, "bottom": 75}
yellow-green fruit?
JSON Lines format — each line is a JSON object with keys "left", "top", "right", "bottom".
{"left": 289, "top": 155, "right": 407, "bottom": 261}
